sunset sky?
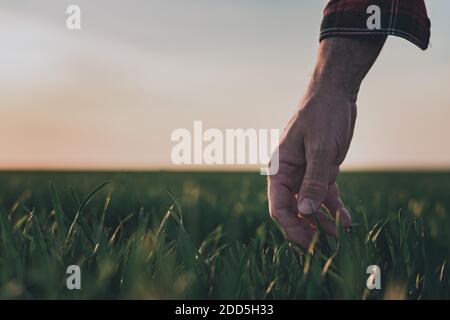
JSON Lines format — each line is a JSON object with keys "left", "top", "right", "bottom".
{"left": 1, "top": 0, "right": 449, "bottom": 170}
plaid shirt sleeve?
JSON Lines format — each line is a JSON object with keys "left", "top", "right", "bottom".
{"left": 320, "top": 0, "right": 431, "bottom": 50}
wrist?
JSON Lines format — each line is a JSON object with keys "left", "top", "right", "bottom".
{"left": 307, "top": 75, "right": 359, "bottom": 103}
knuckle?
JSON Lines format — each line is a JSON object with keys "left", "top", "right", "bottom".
{"left": 301, "top": 177, "right": 328, "bottom": 195}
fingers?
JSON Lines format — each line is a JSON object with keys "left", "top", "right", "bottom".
{"left": 269, "top": 164, "right": 350, "bottom": 246}
{"left": 280, "top": 209, "right": 318, "bottom": 249}
{"left": 297, "top": 142, "right": 337, "bottom": 215}
{"left": 268, "top": 157, "right": 318, "bottom": 249}
{"left": 300, "top": 212, "right": 338, "bottom": 239}
{"left": 268, "top": 177, "right": 317, "bottom": 249}
{"left": 297, "top": 183, "right": 351, "bottom": 240}
{"left": 323, "top": 183, "right": 352, "bottom": 229}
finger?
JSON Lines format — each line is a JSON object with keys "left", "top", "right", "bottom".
{"left": 269, "top": 192, "right": 316, "bottom": 249}
{"left": 300, "top": 211, "right": 338, "bottom": 239}
{"left": 268, "top": 162, "right": 305, "bottom": 214}
{"left": 323, "top": 183, "right": 352, "bottom": 229}
{"left": 282, "top": 210, "right": 318, "bottom": 249}
{"left": 297, "top": 142, "right": 337, "bottom": 215}
{"left": 268, "top": 161, "right": 314, "bottom": 249}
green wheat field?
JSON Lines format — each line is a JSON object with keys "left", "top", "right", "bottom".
{"left": 0, "top": 171, "right": 448, "bottom": 299}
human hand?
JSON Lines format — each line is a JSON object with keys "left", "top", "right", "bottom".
{"left": 267, "top": 91, "right": 354, "bottom": 249}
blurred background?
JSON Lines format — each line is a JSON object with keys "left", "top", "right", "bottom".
{"left": 0, "top": 1, "right": 449, "bottom": 300}
{"left": 1, "top": 0, "right": 449, "bottom": 170}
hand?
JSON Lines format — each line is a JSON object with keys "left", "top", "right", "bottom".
{"left": 268, "top": 91, "right": 354, "bottom": 249}
{"left": 267, "top": 37, "right": 385, "bottom": 249}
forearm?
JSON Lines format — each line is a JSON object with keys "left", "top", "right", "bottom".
{"left": 306, "top": 37, "right": 387, "bottom": 102}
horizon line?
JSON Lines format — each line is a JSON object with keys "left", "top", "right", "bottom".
{"left": 1, "top": 165, "right": 450, "bottom": 173}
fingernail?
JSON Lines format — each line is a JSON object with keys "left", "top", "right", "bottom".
{"left": 298, "top": 198, "right": 317, "bottom": 215}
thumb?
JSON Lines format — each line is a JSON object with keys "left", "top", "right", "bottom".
{"left": 297, "top": 145, "right": 336, "bottom": 215}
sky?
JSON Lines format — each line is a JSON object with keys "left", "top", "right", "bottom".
{"left": 0, "top": 0, "right": 449, "bottom": 170}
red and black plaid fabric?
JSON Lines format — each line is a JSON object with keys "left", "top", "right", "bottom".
{"left": 320, "top": 0, "right": 431, "bottom": 50}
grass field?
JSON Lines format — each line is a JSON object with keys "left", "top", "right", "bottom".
{"left": 0, "top": 171, "right": 448, "bottom": 299}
